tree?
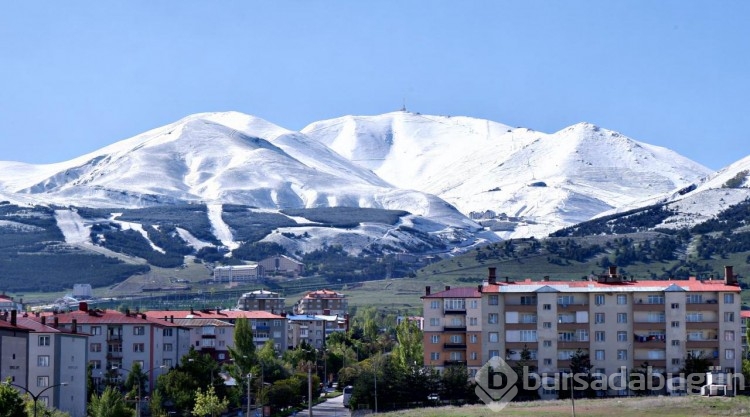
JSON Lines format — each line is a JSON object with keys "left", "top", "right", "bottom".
{"left": 0, "top": 378, "right": 25, "bottom": 417}
{"left": 88, "top": 386, "right": 133, "bottom": 417}
{"left": 228, "top": 317, "right": 256, "bottom": 377}
{"left": 392, "top": 320, "right": 423, "bottom": 372}
{"left": 192, "top": 385, "right": 228, "bottom": 417}
{"left": 24, "top": 398, "right": 71, "bottom": 417}
{"left": 513, "top": 345, "right": 540, "bottom": 401}
{"left": 681, "top": 352, "right": 713, "bottom": 394}
{"left": 149, "top": 390, "right": 167, "bottom": 417}
{"left": 124, "top": 361, "right": 147, "bottom": 399}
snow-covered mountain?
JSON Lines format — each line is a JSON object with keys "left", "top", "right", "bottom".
{"left": 0, "top": 111, "right": 716, "bottom": 242}
{"left": 302, "top": 112, "right": 712, "bottom": 238}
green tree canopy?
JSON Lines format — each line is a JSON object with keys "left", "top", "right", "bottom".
{"left": 192, "top": 385, "right": 228, "bottom": 417}
{"left": 88, "top": 386, "right": 133, "bottom": 417}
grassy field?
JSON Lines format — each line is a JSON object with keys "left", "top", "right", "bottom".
{"left": 376, "top": 396, "right": 750, "bottom": 417}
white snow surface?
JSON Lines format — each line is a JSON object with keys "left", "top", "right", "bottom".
{"left": 207, "top": 203, "right": 239, "bottom": 251}
{"left": 0, "top": 110, "right": 719, "bottom": 240}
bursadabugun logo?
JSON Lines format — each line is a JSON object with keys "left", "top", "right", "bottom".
{"left": 474, "top": 355, "right": 518, "bottom": 412}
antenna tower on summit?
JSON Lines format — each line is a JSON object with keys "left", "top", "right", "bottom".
{"left": 401, "top": 97, "right": 407, "bottom": 112}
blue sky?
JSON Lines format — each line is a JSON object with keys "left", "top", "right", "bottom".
{"left": 1, "top": 1, "right": 748, "bottom": 170}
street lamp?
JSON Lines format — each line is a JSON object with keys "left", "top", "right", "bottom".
{"left": 2, "top": 381, "right": 68, "bottom": 417}
{"left": 246, "top": 373, "right": 253, "bottom": 417}
{"left": 112, "top": 365, "right": 166, "bottom": 417}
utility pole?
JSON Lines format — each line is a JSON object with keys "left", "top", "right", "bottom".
{"left": 247, "top": 373, "right": 252, "bottom": 417}
{"left": 307, "top": 361, "right": 313, "bottom": 417}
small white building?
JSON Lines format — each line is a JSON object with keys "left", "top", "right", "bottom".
{"left": 72, "top": 284, "right": 93, "bottom": 300}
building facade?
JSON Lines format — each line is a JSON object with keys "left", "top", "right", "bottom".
{"left": 213, "top": 264, "right": 263, "bottom": 282}
{"left": 236, "top": 290, "right": 285, "bottom": 313}
{"left": 423, "top": 266, "right": 742, "bottom": 395}
{"left": 293, "top": 289, "right": 348, "bottom": 316}
{"left": 18, "top": 316, "right": 88, "bottom": 417}
{"left": 0, "top": 311, "right": 29, "bottom": 389}
{"left": 258, "top": 255, "right": 304, "bottom": 277}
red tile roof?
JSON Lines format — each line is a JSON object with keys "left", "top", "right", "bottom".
{"left": 422, "top": 287, "right": 482, "bottom": 299}
{"left": 142, "top": 310, "right": 285, "bottom": 320}
{"left": 34, "top": 309, "right": 184, "bottom": 327}
{"left": 0, "top": 319, "right": 31, "bottom": 331}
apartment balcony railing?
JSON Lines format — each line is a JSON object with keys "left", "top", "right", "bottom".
{"left": 443, "top": 343, "right": 467, "bottom": 349}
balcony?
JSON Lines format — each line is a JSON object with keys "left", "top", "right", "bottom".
{"left": 557, "top": 303, "right": 589, "bottom": 311}
{"left": 444, "top": 343, "right": 467, "bottom": 350}
{"left": 106, "top": 352, "right": 123, "bottom": 359}
{"left": 106, "top": 335, "right": 122, "bottom": 343}
{"left": 505, "top": 304, "right": 538, "bottom": 312}
{"left": 557, "top": 322, "right": 589, "bottom": 330}
{"left": 444, "top": 360, "right": 467, "bottom": 366}
{"left": 686, "top": 300, "right": 720, "bottom": 311}
{"left": 686, "top": 320, "right": 719, "bottom": 329}
{"left": 444, "top": 308, "right": 467, "bottom": 315}
{"left": 443, "top": 324, "right": 467, "bottom": 332}
{"left": 505, "top": 322, "right": 538, "bottom": 330}
{"left": 633, "top": 301, "right": 666, "bottom": 311}
{"left": 633, "top": 322, "right": 666, "bottom": 331}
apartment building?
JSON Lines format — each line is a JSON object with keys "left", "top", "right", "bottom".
{"left": 236, "top": 289, "right": 285, "bottom": 313}
{"left": 17, "top": 316, "right": 88, "bottom": 417}
{"left": 34, "top": 303, "right": 190, "bottom": 393}
{"left": 286, "top": 314, "right": 348, "bottom": 349}
{"left": 293, "top": 289, "right": 348, "bottom": 316}
{"left": 423, "top": 266, "right": 742, "bottom": 394}
{"left": 0, "top": 310, "right": 29, "bottom": 388}
{"left": 143, "top": 309, "right": 288, "bottom": 353}
{"left": 168, "top": 318, "right": 234, "bottom": 362}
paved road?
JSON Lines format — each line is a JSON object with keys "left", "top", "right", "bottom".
{"left": 306, "top": 394, "right": 350, "bottom": 417}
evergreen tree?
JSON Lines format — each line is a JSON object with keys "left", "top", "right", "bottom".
{"left": 88, "top": 386, "right": 133, "bottom": 417}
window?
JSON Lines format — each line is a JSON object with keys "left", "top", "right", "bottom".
{"left": 558, "top": 332, "right": 575, "bottom": 342}
{"left": 595, "top": 313, "right": 605, "bottom": 324}
{"left": 469, "top": 299, "right": 479, "bottom": 309}
{"left": 469, "top": 317, "right": 478, "bottom": 326}
{"left": 488, "top": 313, "right": 499, "bottom": 324}
{"left": 520, "top": 296, "right": 536, "bottom": 305}
{"left": 543, "top": 322, "right": 552, "bottom": 329}
{"left": 671, "top": 340, "right": 680, "bottom": 346}
{"left": 489, "top": 332, "right": 499, "bottom": 343}
{"left": 163, "top": 359, "right": 173, "bottom": 368}
{"left": 450, "top": 335, "right": 464, "bottom": 344}
{"left": 91, "top": 326, "right": 101, "bottom": 335}
{"left": 595, "top": 294, "right": 605, "bottom": 305}
{"left": 686, "top": 294, "right": 703, "bottom": 304}
{"left": 724, "top": 293, "right": 735, "bottom": 304}
{"left": 445, "top": 298, "right": 466, "bottom": 311}
{"left": 470, "top": 351, "right": 478, "bottom": 360}
{"left": 671, "top": 303, "right": 680, "bottom": 309}
{"left": 724, "top": 312, "right": 735, "bottom": 322}
{"left": 617, "top": 294, "right": 627, "bottom": 305}
{"left": 617, "top": 331, "right": 627, "bottom": 342}
{"left": 90, "top": 343, "right": 102, "bottom": 352}
{"left": 488, "top": 295, "right": 499, "bottom": 305}
{"left": 725, "top": 331, "right": 735, "bottom": 341}
{"left": 38, "top": 336, "right": 50, "bottom": 346}
{"left": 133, "top": 343, "right": 145, "bottom": 353}
{"left": 520, "top": 330, "right": 537, "bottom": 342}
{"left": 617, "top": 350, "right": 628, "bottom": 360}
{"left": 37, "top": 356, "right": 50, "bottom": 367}
{"left": 430, "top": 300, "right": 440, "bottom": 309}
{"left": 543, "top": 304, "right": 551, "bottom": 310}
{"left": 595, "top": 350, "right": 605, "bottom": 361}
{"left": 430, "top": 352, "right": 440, "bottom": 361}
{"left": 37, "top": 376, "right": 49, "bottom": 387}
{"left": 577, "top": 329, "right": 589, "bottom": 341}
{"left": 543, "top": 340, "right": 552, "bottom": 347}
{"left": 90, "top": 360, "right": 101, "bottom": 369}
{"left": 489, "top": 350, "right": 500, "bottom": 359}
{"left": 726, "top": 349, "right": 735, "bottom": 360}
{"left": 520, "top": 313, "right": 537, "bottom": 324}
{"left": 672, "top": 358, "right": 680, "bottom": 365}
{"left": 617, "top": 313, "right": 628, "bottom": 324}
{"left": 647, "top": 295, "right": 664, "bottom": 304}
{"left": 133, "top": 326, "right": 145, "bottom": 336}
{"left": 163, "top": 328, "right": 173, "bottom": 337}
{"left": 558, "top": 295, "right": 574, "bottom": 306}
{"left": 595, "top": 331, "right": 606, "bottom": 342}
{"left": 431, "top": 335, "right": 440, "bottom": 344}
{"left": 429, "top": 318, "right": 440, "bottom": 326}
{"left": 469, "top": 334, "right": 478, "bottom": 343}
{"left": 686, "top": 312, "right": 703, "bottom": 322}
{"left": 544, "top": 358, "right": 552, "bottom": 365}
{"left": 164, "top": 343, "right": 174, "bottom": 351}
{"left": 671, "top": 321, "right": 680, "bottom": 328}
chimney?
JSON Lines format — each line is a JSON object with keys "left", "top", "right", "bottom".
{"left": 72, "top": 318, "right": 77, "bottom": 334}
{"left": 543, "top": 276, "right": 550, "bottom": 282}
{"left": 488, "top": 267, "right": 497, "bottom": 285}
{"left": 53, "top": 316, "right": 59, "bottom": 328}
{"left": 477, "top": 284, "right": 483, "bottom": 293}
{"left": 170, "top": 315, "right": 174, "bottom": 323}
{"left": 725, "top": 266, "right": 737, "bottom": 285}
{"left": 125, "top": 308, "right": 130, "bottom": 317}
{"left": 445, "top": 285, "right": 451, "bottom": 291}
{"left": 141, "top": 313, "right": 146, "bottom": 320}
{"left": 216, "top": 307, "right": 221, "bottom": 315}
{"left": 79, "top": 301, "right": 88, "bottom": 312}
{"left": 41, "top": 316, "right": 46, "bottom": 325}
{"left": 608, "top": 265, "right": 617, "bottom": 276}
{"left": 10, "top": 309, "right": 16, "bottom": 326}
{"left": 425, "top": 286, "right": 431, "bottom": 296}
{"left": 190, "top": 307, "right": 194, "bottom": 314}
{"left": 505, "top": 276, "right": 510, "bottom": 283}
